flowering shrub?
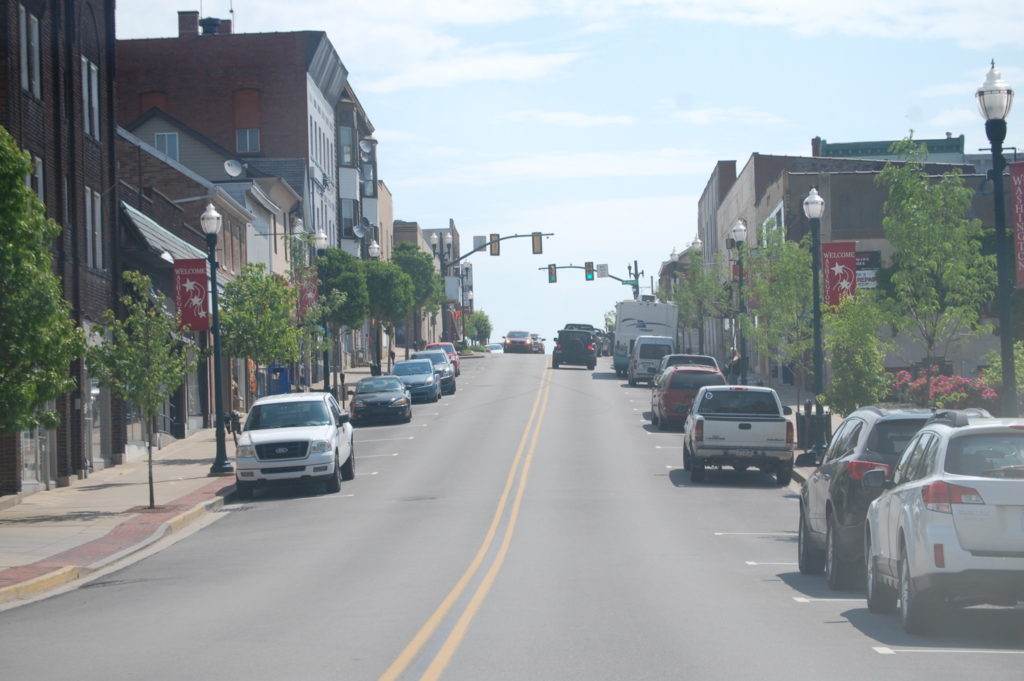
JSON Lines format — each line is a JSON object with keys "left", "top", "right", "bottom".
{"left": 887, "top": 367, "right": 1000, "bottom": 413}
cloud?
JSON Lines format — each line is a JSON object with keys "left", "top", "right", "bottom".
{"left": 671, "top": 107, "right": 789, "bottom": 127}
{"left": 362, "top": 50, "right": 581, "bottom": 93}
{"left": 505, "top": 110, "right": 637, "bottom": 126}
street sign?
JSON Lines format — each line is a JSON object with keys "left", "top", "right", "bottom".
{"left": 622, "top": 279, "right": 637, "bottom": 286}
{"left": 596, "top": 263, "right": 609, "bottom": 278}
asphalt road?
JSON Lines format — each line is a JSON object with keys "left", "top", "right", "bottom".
{"left": 1, "top": 353, "right": 1022, "bottom": 680}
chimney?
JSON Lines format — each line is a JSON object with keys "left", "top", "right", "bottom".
{"left": 811, "top": 136, "right": 822, "bottom": 157}
{"left": 218, "top": 19, "right": 232, "bottom": 35}
{"left": 178, "top": 10, "right": 199, "bottom": 38}
{"left": 199, "top": 17, "right": 222, "bottom": 35}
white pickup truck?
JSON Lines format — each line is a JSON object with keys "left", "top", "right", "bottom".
{"left": 682, "top": 385, "right": 795, "bottom": 485}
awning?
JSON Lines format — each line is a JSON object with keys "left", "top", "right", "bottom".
{"left": 120, "top": 201, "right": 207, "bottom": 263}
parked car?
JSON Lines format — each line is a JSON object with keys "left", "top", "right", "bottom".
{"left": 863, "top": 410, "right": 1024, "bottom": 633}
{"left": 411, "top": 350, "right": 457, "bottom": 395}
{"left": 530, "top": 333, "right": 546, "bottom": 354}
{"left": 627, "top": 335, "right": 675, "bottom": 386}
{"left": 650, "top": 365, "right": 726, "bottom": 431}
{"left": 551, "top": 328, "right": 597, "bottom": 369}
{"left": 657, "top": 353, "right": 721, "bottom": 374}
{"left": 503, "top": 330, "right": 533, "bottom": 353}
{"left": 392, "top": 359, "right": 442, "bottom": 402}
{"left": 795, "top": 405, "right": 933, "bottom": 589}
{"left": 348, "top": 376, "right": 412, "bottom": 426}
{"left": 234, "top": 392, "right": 354, "bottom": 499}
{"left": 424, "top": 341, "right": 461, "bottom": 376}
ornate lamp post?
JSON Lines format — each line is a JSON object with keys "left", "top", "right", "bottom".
{"left": 366, "top": 238, "right": 382, "bottom": 372}
{"left": 977, "top": 61, "right": 1017, "bottom": 417}
{"left": 201, "top": 203, "right": 233, "bottom": 475}
{"left": 731, "top": 219, "right": 748, "bottom": 385}
{"left": 803, "top": 187, "right": 827, "bottom": 452}
{"left": 315, "top": 228, "right": 329, "bottom": 395}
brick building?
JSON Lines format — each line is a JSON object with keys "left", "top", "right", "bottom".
{"left": 1, "top": 0, "right": 119, "bottom": 497}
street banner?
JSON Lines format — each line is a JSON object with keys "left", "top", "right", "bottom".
{"left": 173, "top": 258, "right": 209, "bottom": 331}
{"left": 298, "top": 270, "right": 319, "bottom": 317}
{"left": 1011, "top": 162, "right": 1024, "bottom": 289}
{"left": 856, "top": 251, "right": 880, "bottom": 290}
{"left": 822, "top": 241, "right": 857, "bottom": 307}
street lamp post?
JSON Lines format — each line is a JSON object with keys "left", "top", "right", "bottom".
{"left": 803, "top": 187, "right": 827, "bottom": 453}
{"left": 366, "top": 237, "right": 382, "bottom": 372}
{"left": 690, "top": 236, "right": 705, "bottom": 353}
{"left": 315, "top": 228, "right": 330, "bottom": 395}
{"left": 731, "top": 220, "right": 748, "bottom": 385}
{"left": 977, "top": 61, "right": 1017, "bottom": 418}
{"left": 201, "top": 203, "right": 233, "bottom": 475}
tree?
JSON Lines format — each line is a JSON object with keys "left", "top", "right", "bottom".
{"left": 981, "top": 341, "right": 1024, "bottom": 415}
{"left": 0, "top": 126, "right": 85, "bottom": 434}
{"left": 318, "top": 247, "right": 367, "bottom": 331}
{"left": 876, "top": 135, "right": 996, "bottom": 362}
{"left": 86, "top": 272, "right": 198, "bottom": 508}
{"left": 825, "top": 292, "right": 891, "bottom": 416}
{"left": 220, "top": 263, "right": 301, "bottom": 368}
{"left": 464, "top": 310, "right": 493, "bottom": 344}
{"left": 392, "top": 242, "right": 442, "bottom": 348}
{"left": 672, "top": 249, "right": 729, "bottom": 355}
{"left": 744, "top": 223, "right": 814, "bottom": 394}
{"left": 364, "top": 260, "right": 415, "bottom": 369}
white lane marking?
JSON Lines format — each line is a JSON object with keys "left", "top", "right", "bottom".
{"left": 360, "top": 453, "right": 399, "bottom": 459}
{"left": 873, "top": 646, "right": 1024, "bottom": 656}
{"left": 357, "top": 436, "right": 416, "bottom": 443}
{"left": 656, "top": 445, "right": 684, "bottom": 450}
{"left": 792, "top": 597, "right": 864, "bottom": 603}
{"left": 715, "top": 532, "right": 796, "bottom": 536}
{"left": 355, "top": 471, "right": 380, "bottom": 477}
{"left": 745, "top": 561, "right": 798, "bottom": 566}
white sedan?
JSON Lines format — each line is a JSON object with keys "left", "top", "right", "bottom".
{"left": 863, "top": 411, "right": 1024, "bottom": 633}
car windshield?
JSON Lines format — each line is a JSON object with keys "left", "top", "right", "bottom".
{"left": 356, "top": 378, "right": 404, "bottom": 393}
{"left": 414, "top": 352, "right": 448, "bottom": 367}
{"left": 944, "top": 434, "right": 1024, "bottom": 477}
{"left": 508, "top": 331, "right": 530, "bottom": 339}
{"left": 867, "top": 419, "right": 930, "bottom": 457}
{"left": 697, "top": 391, "right": 779, "bottom": 416}
{"left": 639, "top": 344, "right": 672, "bottom": 359}
{"left": 668, "top": 372, "right": 725, "bottom": 390}
{"left": 393, "top": 360, "right": 433, "bottom": 376}
{"left": 244, "top": 400, "right": 331, "bottom": 430}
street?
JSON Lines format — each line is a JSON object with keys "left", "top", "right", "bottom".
{"left": 1, "top": 353, "right": 1022, "bottom": 681}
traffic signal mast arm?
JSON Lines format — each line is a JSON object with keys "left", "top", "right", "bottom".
{"left": 451, "top": 232, "right": 554, "bottom": 269}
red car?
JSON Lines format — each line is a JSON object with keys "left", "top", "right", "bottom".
{"left": 503, "top": 330, "right": 532, "bottom": 353}
{"left": 650, "top": 365, "right": 726, "bottom": 431}
{"left": 424, "top": 342, "right": 460, "bottom": 376}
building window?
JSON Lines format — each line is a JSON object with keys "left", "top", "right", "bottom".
{"left": 19, "top": 5, "right": 41, "bottom": 98}
{"left": 25, "top": 155, "right": 44, "bottom": 203}
{"left": 154, "top": 132, "right": 179, "bottom": 160}
{"left": 81, "top": 56, "right": 100, "bottom": 139}
{"left": 340, "top": 199, "right": 355, "bottom": 237}
{"left": 236, "top": 128, "right": 260, "bottom": 153}
{"left": 85, "top": 186, "right": 103, "bottom": 268}
{"left": 338, "top": 126, "right": 353, "bottom": 166}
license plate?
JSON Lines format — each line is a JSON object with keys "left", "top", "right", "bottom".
{"left": 733, "top": 449, "right": 755, "bottom": 457}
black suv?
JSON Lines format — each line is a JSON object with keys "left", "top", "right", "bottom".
{"left": 796, "top": 405, "right": 932, "bottom": 589}
{"left": 552, "top": 329, "right": 597, "bottom": 369}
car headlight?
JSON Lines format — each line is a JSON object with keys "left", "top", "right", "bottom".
{"left": 424, "top": 376, "right": 434, "bottom": 384}
{"left": 350, "top": 400, "right": 364, "bottom": 409}
{"left": 392, "top": 397, "right": 410, "bottom": 406}
{"left": 236, "top": 444, "right": 257, "bottom": 459}
{"left": 308, "top": 440, "right": 331, "bottom": 454}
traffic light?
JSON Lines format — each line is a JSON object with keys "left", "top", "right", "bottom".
{"left": 532, "top": 232, "right": 543, "bottom": 254}
{"left": 547, "top": 264, "right": 557, "bottom": 283}
{"left": 489, "top": 233, "right": 500, "bottom": 256}
{"left": 585, "top": 261, "right": 595, "bottom": 281}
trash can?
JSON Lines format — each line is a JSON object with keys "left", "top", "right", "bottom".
{"left": 370, "top": 362, "right": 382, "bottom": 377}
{"left": 268, "top": 365, "right": 291, "bottom": 395}
{"left": 796, "top": 400, "right": 832, "bottom": 450}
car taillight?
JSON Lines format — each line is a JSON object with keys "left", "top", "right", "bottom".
{"left": 587, "top": 344, "right": 594, "bottom": 351}
{"left": 785, "top": 420, "right": 794, "bottom": 445}
{"left": 921, "top": 480, "right": 985, "bottom": 513}
{"left": 555, "top": 343, "right": 563, "bottom": 350}
{"left": 846, "top": 460, "right": 891, "bottom": 480}
{"left": 694, "top": 420, "right": 704, "bottom": 442}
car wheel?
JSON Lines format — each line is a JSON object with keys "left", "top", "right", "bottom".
{"left": 451, "top": 381, "right": 457, "bottom": 394}
{"left": 324, "top": 455, "right": 343, "bottom": 493}
{"left": 825, "top": 514, "right": 853, "bottom": 589}
{"left": 775, "top": 464, "right": 793, "bottom": 486}
{"left": 404, "top": 408, "right": 412, "bottom": 423}
{"left": 798, "top": 505, "right": 825, "bottom": 574}
{"left": 235, "top": 479, "right": 254, "bottom": 500}
{"left": 690, "top": 457, "right": 706, "bottom": 482}
{"left": 651, "top": 409, "right": 660, "bottom": 426}
{"left": 628, "top": 375, "right": 636, "bottom": 386}
{"left": 899, "top": 543, "right": 934, "bottom": 634}
{"left": 682, "top": 445, "right": 692, "bottom": 471}
{"left": 866, "top": 545, "right": 897, "bottom": 613}
{"left": 339, "top": 445, "right": 355, "bottom": 482}
{"left": 433, "top": 388, "right": 441, "bottom": 402}
{"left": 587, "top": 363, "right": 595, "bottom": 370}
{"left": 552, "top": 360, "right": 560, "bottom": 369}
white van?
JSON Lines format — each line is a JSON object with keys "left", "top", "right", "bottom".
{"left": 628, "top": 335, "right": 675, "bottom": 386}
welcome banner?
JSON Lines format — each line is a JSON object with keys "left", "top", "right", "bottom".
{"left": 173, "top": 258, "right": 209, "bottom": 331}
{"left": 822, "top": 241, "right": 857, "bottom": 307}
{"left": 1011, "top": 162, "right": 1024, "bottom": 289}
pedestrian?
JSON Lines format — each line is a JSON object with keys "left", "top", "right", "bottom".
{"left": 727, "top": 347, "right": 741, "bottom": 383}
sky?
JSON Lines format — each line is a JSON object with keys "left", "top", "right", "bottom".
{"left": 116, "top": 1, "right": 1024, "bottom": 345}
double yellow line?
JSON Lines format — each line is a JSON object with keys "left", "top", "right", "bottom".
{"left": 377, "top": 369, "right": 552, "bottom": 681}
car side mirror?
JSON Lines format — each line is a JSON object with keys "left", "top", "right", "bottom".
{"left": 861, "top": 468, "right": 888, "bottom": 489}
{"left": 782, "top": 406, "right": 793, "bottom": 416}
{"left": 795, "top": 452, "right": 817, "bottom": 468}
{"left": 337, "top": 412, "right": 350, "bottom": 425}
{"left": 347, "top": 389, "right": 355, "bottom": 396}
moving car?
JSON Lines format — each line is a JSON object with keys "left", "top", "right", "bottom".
{"left": 503, "top": 330, "right": 533, "bottom": 353}
{"left": 348, "top": 376, "right": 412, "bottom": 425}
{"left": 392, "top": 359, "right": 442, "bottom": 402}
{"left": 424, "top": 341, "right": 460, "bottom": 376}
{"left": 863, "top": 411, "right": 1024, "bottom": 633}
{"left": 530, "top": 333, "right": 546, "bottom": 354}
{"left": 551, "top": 328, "right": 596, "bottom": 369}
{"left": 796, "top": 405, "right": 932, "bottom": 589}
{"left": 627, "top": 335, "right": 675, "bottom": 386}
{"left": 234, "top": 392, "right": 354, "bottom": 499}
{"left": 411, "top": 350, "right": 457, "bottom": 395}
{"left": 650, "top": 365, "right": 726, "bottom": 430}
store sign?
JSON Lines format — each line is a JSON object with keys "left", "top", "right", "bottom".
{"left": 822, "top": 241, "right": 857, "bottom": 306}
{"left": 856, "top": 251, "right": 881, "bottom": 289}
{"left": 173, "top": 258, "right": 209, "bottom": 331}
{"left": 1011, "top": 162, "right": 1024, "bottom": 289}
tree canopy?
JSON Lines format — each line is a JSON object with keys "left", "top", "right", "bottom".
{"left": 392, "top": 241, "right": 442, "bottom": 314}
{"left": 220, "top": 263, "right": 301, "bottom": 365}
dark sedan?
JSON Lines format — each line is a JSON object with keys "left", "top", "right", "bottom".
{"left": 348, "top": 376, "right": 412, "bottom": 425}
{"left": 410, "top": 350, "right": 457, "bottom": 395}
{"left": 392, "top": 359, "right": 442, "bottom": 403}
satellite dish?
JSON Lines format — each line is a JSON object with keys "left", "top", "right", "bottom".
{"left": 224, "top": 159, "right": 243, "bottom": 177}
{"left": 353, "top": 217, "right": 370, "bottom": 238}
